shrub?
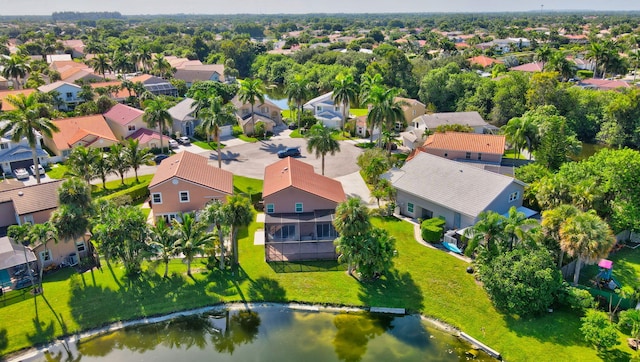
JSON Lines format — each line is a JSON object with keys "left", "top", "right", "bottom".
{"left": 420, "top": 218, "right": 446, "bottom": 243}
{"left": 580, "top": 309, "right": 619, "bottom": 351}
{"left": 576, "top": 70, "right": 593, "bottom": 79}
{"left": 101, "top": 182, "right": 150, "bottom": 204}
{"left": 558, "top": 284, "right": 595, "bottom": 313}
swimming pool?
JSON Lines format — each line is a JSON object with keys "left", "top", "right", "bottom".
{"left": 0, "top": 269, "right": 10, "bottom": 288}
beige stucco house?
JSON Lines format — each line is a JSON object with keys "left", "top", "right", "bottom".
{"left": 44, "top": 115, "right": 119, "bottom": 159}
{"left": 103, "top": 103, "right": 146, "bottom": 140}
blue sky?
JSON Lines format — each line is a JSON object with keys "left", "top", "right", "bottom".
{"left": 4, "top": 0, "right": 640, "bottom": 16}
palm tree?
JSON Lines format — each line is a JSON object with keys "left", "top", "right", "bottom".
{"left": 464, "top": 211, "right": 506, "bottom": 256}
{"left": 501, "top": 116, "right": 538, "bottom": 159}
{"left": 50, "top": 178, "right": 93, "bottom": 255}
{"left": 29, "top": 222, "right": 58, "bottom": 294}
{"left": 193, "top": 95, "right": 236, "bottom": 168}
{"left": 136, "top": 47, "right": 152, "bottom": 73}
{"left": 92, "top": 151, "right": 114, "bottom": 190}
{"left": 365, "top": 86, "right": 406, "bottom": 149}
{"left": 66, "top": 146, "right": 100, "bottom": 185}
{"left": 124, "top": 139, "right": 153, "bottom": 183}
{"left": 0, "top": 93, "right": 58, "bottom": 184}
{"left": 501, "top": 206, "right": 540, "bottom": 251}
{"left": 151, "top": 54, "right": 173, "bottom": 78}
{"left": 541, "top": 204, "right": 580, "bottom": 267}
{"left": 547, "top": 52, "right": 576, "bottom": 81}
{"left": 172, "top": 213, "right": 212, "bottom": 276}
{"left": 333, "top": 197, "right": 371, "bottom": 274}
{"left": 223, "top": 195, "right": 253, "bottom": 266}
{"left": 559, "top": 210, "right": 616, "bottom": 285}
{"left": 238, "top": 78, "right": 265, "bottom": 136}
{"left": 306, "top": 121, "right": 340, "bottom": 176}
{"left": 89, "top": 53, "right": 112, "bottom": 81}
{"left": 148, "top": 218, "right": 177, "bottom": 278}
{"left": 201, "top": 200, "right": 229, "bottom": 270}
{"left": 7, "top": 224, "right": 36, "bottom": 293}
{"left": 534, "top": 45, "right": 553, "bottom": 70}
{"left": 285, "top": 74, "right": 309, "bottom": 129}
{"left": 1, "top": 53, "right": 31, "bottom": 89}
{"left": 331, "top": 73, "right": 358, "bottom": 129}
{"left": 108, "top": 143, "right": 130, "bottom": 186}
{"left": 143, "top": 97, "right": 173, "bottom": 153}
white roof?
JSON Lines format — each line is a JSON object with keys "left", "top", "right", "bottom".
{"left": 304, "top": 92, "right": 334, "bottom": 107}
{"left": 168, "top": 98, "right": 196, "bottom": 122}
{"left": 412, "top": 111, "right": 489, "bottom": 130}
{"left": 391, "top": 152, "right": 524, "bottom": 218}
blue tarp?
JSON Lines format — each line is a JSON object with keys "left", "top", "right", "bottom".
{"left": 442, "top": 242, "right": 463, "bottom": 254}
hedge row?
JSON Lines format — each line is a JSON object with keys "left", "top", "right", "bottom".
{"left": 420, "top": 218, "right": 446, "bottom": 243}
{"left": 100, "top": 182, "right": 150, "bottom": 204}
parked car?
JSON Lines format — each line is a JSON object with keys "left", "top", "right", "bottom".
{"left": 154, "top": 154, "right": 169, "bottom": 165}
{"left": 288, "top": 123, "right": 299, "bottom": 130}
{"left": 13, "top": 168, "right": 29, "bottom": 180}
{"left": 29, "top": 164, "right": 46, "bottom": 176}
{"left": 168, "top": 139, "right": 179, "bottom": 148}
{"left": 277, "top": 147, "right": 301, "bottom": 158}
{"left": 178, "top": 136, "right": 191, "bottom": 145}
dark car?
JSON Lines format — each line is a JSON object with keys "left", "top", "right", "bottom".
{"left": 277, "top": 147, "right": 301, "bottom": 158}
{"left": 288, "top": 123, "right": 298, "bottom": 130}
{"left": 383, "top": 142, "right": 398, "bottom": 151}
{"left": 154, "top": 154, "right": 169, "bottom": 164}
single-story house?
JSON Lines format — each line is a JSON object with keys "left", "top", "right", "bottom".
{"left": 578, "top": 78, "right": 632, "bottom": 91}
{"left": 509, "top": 62, "right": 544, "bottom": 73}
{"left": 263, "top": 157, "right": 346, "bottom": 262}
{"left": 148, "top": 151, "right": 233, "bottom": 223}
{"left": 43, "top": 115, "right": 119, "bottom": 158}
{"left": 0, "top": 120, "right": 50, "bottom": 174}
{"left": 468, "top": 55, "right": 503, "bottom": 68}
{"left": 403, "top": 111, "right": 493, "bottom": 149}
{"left": 417, "top": 132, "right": 506, "bottom": 165}
{"left": 388, "top": 152, "right": 527, "bottom": 230}
{"left": 126, "top": 128, "right": 164, "bottom": 150}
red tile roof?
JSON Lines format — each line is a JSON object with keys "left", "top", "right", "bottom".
{"left": 469, "top": 55, "right": 503, "bottom": 68}
{"left": 0, "top": 89, "right": 36, "bottom": 111}
{"left": 149, "top": 151, "right": 233, "bottom": 194}
{"left": 422, "top": 132, "right": 506, "bottom": 155}
{"left": 90, "top": 81, "right": 129, "bottom": 99}
{"left": 263, "top": 157, "right": 346, "bottom": 203}
{"left": 126, "top": 128, "right": 163, "bottom": 144}
{"left": 580, "top": 78, "right": 631, "bottom": 90}
{"left": 50, "top": 115, "right": 118, "bottom": 151}
{"left": 103, "top": 103, "right": 144, "bottom": 126}
{"left": 510, "top": 62, "right": 543, "bottom": 72}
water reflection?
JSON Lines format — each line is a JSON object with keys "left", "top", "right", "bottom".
{"left": 36, "top": 307, "right": 492, "bottom": 362}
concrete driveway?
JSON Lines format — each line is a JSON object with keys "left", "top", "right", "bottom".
{"left": 201, "top": 138, "right": 364, "bottom": 179}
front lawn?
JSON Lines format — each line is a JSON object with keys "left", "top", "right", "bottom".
{"left": 46, "top": 164, "right": 69, "bottom": 179}
{"left": 91, "top": 175, "right": 153, "bottom": 199}
{"left": 0, "top": 217, "right": 608, "bottom": 361}
{"left": 503, "top": 149, "right": 527, "bottom": 159}
{"left": 192, "top": 140, "right": 225, "bottom": 151}
{"left": 350, "top": 108, "right": 368, "bottom": 117}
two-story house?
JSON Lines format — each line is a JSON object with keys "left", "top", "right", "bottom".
{"left": 168, "top": 98, "right": 199, "bottom": 138}
{"left": 303, "top": 92, "right": 347, "bottom": 129}
{"left": 103, "top": 103, "right": 146, "bottom": 140}
{"left": 231, "top": 96, "right": 282, "bottom": 136}
{"left": 148, "top": 151, "right": 233, "bottom": 223}
{"left": 418, "top": 132, "right": 506, "bottom": 165}
{"left": 263, "top": 157, "right": 346, "bottom": 262}
{"left": 43, "top": 115, "right": 119, "bottom": 159}
{"left": 173, "top": 64, "right": 227, "bottom": 88}
{"left": 402, "top": 111, "right": 495, "bottom": 150}
{"left": 0, "top": 121, "right": 50, "bottom": 175}
{"left": 38, "top": 81, "right": 83, "bottom": 111}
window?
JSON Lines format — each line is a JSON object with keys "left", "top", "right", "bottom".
{"left": 412, "top": 109, "right": 417, "bottom": 116}
{"left": 407, "top": 202, "right": 414, "bottom": 214}
{"left": 162, "top": 214, "right": 178, "bottom": 223}
{"left": 316, "top": 223, "right": 336, "bottom": 239}
{"left": 0, "top": 143, "right": 8, "bottom": 150}
{"left": 179, "top": 191, "right": 190, "bottom": 203}
{"left": 75, "top": 241, "right": 86, "bottom": 252}
{"left": 316, "top": 106, "right": 322, "bottom": 112}
{"left": 266, "top": 203, "right": 275, "bottom": 213}
{"left": 261, "top": 106, "right": 269, "bottom": 114}
{"left": 66, "top": 92, "right": 73, "bottom": 99}
{"left": 477, "top": 153, "right": 482, "bottom": 160}
{"left": 152, "top": 193, "right": 162, "bottom": 204}
{"left": 23, "top": 215, "right": 34, "bottom": 225}
{"left": 509, "top": 191, "right": 519, "bottom": 202}
{"left": 465, "top": 152, "right": 471, "bottom": 159}
{"left": 295, "top": 203, "right": 303, "bottom": 213}
{"left": 334, "top": 106, "right": 340, "bottom": 112}
{"left": 40, "top": 250, "right": 51, "bottom": 262}
{"left": 128, "top": 125, "right": 136, "bottom": 131}
{"left": 274, "top": 225, "right": 295, "bottom": 240}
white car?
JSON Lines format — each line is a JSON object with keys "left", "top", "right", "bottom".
{"left": 30, "top": 164, "right": 46, "bottom": 176}
{"left": 168, "top": 139, "right": 179, "bottom": 148}
{"left": 13, "top": 168, "right": 29, "bottom": 180}
{"left": 178, "top": 136, "right": 191, "bottom": 145}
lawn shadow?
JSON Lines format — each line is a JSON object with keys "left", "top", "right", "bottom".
{"left": 358, "top": 269, "right": 424, "bottom": 312}
{"left": 247, "top": 277, "right": 286, "bottom": 301}
{"left": 0, "top": 328, "right": 7, "bottom": 351}
{"left": 26, "top": 316, "right": 55, "bottom": 346}
{"left": 598, "top": 348, "right": 632, "bottom": 362}
{"left": 267, "top": 260, "right": 346, "bottom": 273}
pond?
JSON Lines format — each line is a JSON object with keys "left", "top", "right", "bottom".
{"left": 571, "top": 142, "right": 607, "bottom": 161}
{"left": 265, "top": 83, "right": 290, "bottom": 110}
{"left": 27, "top": 306, "right": 493, "bottom": 361}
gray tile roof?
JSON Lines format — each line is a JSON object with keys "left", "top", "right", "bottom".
{"left": 412, "top": 111, "right": 489, "bottom": 129}
{"left": 168, "top": 98, "right": 196, "bottom": 122}
{"left": 390, "top": 152, "right": 523, "bottom": 218}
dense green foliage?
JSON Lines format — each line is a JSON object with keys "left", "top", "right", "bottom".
{"left": 420, "top": 218, "right": 446, "bottom": 243}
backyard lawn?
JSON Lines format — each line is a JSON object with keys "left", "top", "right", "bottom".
{"left": 0, "top": 217, "right": 630, "bottom": 361}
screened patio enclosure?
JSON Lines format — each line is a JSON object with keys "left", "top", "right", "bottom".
{"left": 264, "top": 210, "right": 339, "bottom": 262}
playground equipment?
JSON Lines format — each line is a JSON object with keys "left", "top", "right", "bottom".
{"left": 595, "top": 259, "right": 621, "bottom": 290}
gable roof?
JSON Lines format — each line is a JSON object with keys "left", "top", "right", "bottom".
{"left": 103, "top": 103, "right": 144, "bottom": 126}
{"left": 38, "top": 81, "right": 81, "bottom": 93}
{"left": 413, "top": 111, "right": 488, "bottom": 129}
{"left": 230, "top": 95, "right": 282, "bottom": 112}
{"left": 0, "top": 180, "right": 63, "bottom": 215}
{"left": 579, "top": 78, "right": 631, "bottom": 90}
{"left": 510, "top": 62, "right": 543, "bottom": 72}
{"left": 303, "top": 92, "right": 334, "bottom": 107}
{"left": 149, "top": 151, "right": 233, "bottom": 194}
{"left": 469, "top": 55, "right": 503, "bottom": 68}
{"left": 50, "top": 115, "right": 118, "bottom": 151}
{"left": 390, "top": 152, "right": 523, "bottom": 218}
{"left": 422, "top": 132, "right": 506, "bottom": 155}
{"left": 263, "top": 157, "right": 346, "bottom": 204}
{"left": 168, "top": 98, "right": 196, "bottom": 122}
{"left": 395, "top": 97, "right": 425, "bottom": 108}
{"left": 0, "top": 89, "right": 35, "bottom": 111}
{"left": 126, "top": 128, "right": 163, "bottom": 144}
{"left": 174, "top": 64, "right": 225, "bottom": 83}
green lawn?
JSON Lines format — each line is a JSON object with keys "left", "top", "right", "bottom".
{"left": 503, "top": 149, "right": 527, "bottom": 159}
{"left": 350, "top": 108, "right": 368, "bottom": 117}
{"left": 289, "top": 129, "right": 304, "bottom": 138}
{"left": 91, "top": 175, "right": 153, "bottom": 199}
{"left": 233, "top": 175, "right": 264, "bottom": 203}
{"left": 192, "top": 140, "right": 225, "bottom": 151}
{"left": 0, "top": 217, "right": 616, "bottom": 361}
{"left": 46, "top": 164, "right": 69, "bottom": 179}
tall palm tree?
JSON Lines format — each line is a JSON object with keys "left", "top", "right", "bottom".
{"left": 1, "top": 53, "right": 31, "bottom": 89}
{"left": 124, "top": 139, "right": 153, "bottom": 183}
{"left": 201, "top": 200, "right": 229, "bottom": 270}
{"left": 238, "top": 78, "right": 265, "bottom": 136}
{"left": 501, "top": 116, "right": 538, "bottom": 159}
{"left": 66, "top": 146, "right": 100, "bottom": 185}
{"left": 193, "top": 95, "right": 236, "bottom": 168}
{"left": 501, "top": 206, "right": 540, "bottom": 251}
{"left": 151, "top": 54, "right": 173, "bottom": 79}
{"left": 7, "top": 224, "right": 36, "bottom": 292}
{"left": 108, "top": 143, "right": 130, "bottom": 186}
{"left": 172, "top": 213, "right": 212, "bottom": 276}
{"left": 143, "top": 97, "right": 173, "bottom": 153}
{"left": 559, "top": 210, "right": 616, "bottom": 285}
{"left": 541, "top": 204, "right": 580, "bottom": 267}
{"left": 586, "top": 41, "right": 605, "bottom": 78}
{"left": 333, "top": 197, "right": 371, "bottom": 274}
{"left": 306, "top": 121, "right": 340, "bottom": 176}
{"left": 359, "top": 73, "right": 384, "bottom": 105}
{"left": 29, "top": 222, "right": 58, "bottom": 294}
{"left": 92, "top": 151, "right": 114, "bottom": 190}
{"left": 148, "top": 218, "right": 177, "bottom": 278}
{"left": 223, "top": 195, "right": 253, "bottom": 266}
{"left": 365, "top": 86, "right": 406, "bottom": 149}
{"left": 464, "top": 211, "right": 506, "bottom": 256}
{"left": 332, "top": 73, "right": 358, "bottom": 129}
{"left": 50, "top": 178, "right": 93, "bottom": 254}
{"left": 0, "top": 93, "right": 58, "bottom": 184}
{"left": 285, "top": 74, "right": 309, "bottom": 129}
{"left": 534, "top": 45, "right": 553, "bottom": 70}
{"left": 89, "top": 53, "right": 112, "bottom": 81}
{"left": 136, "top": 47, "right": 153, "bottom": 73}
